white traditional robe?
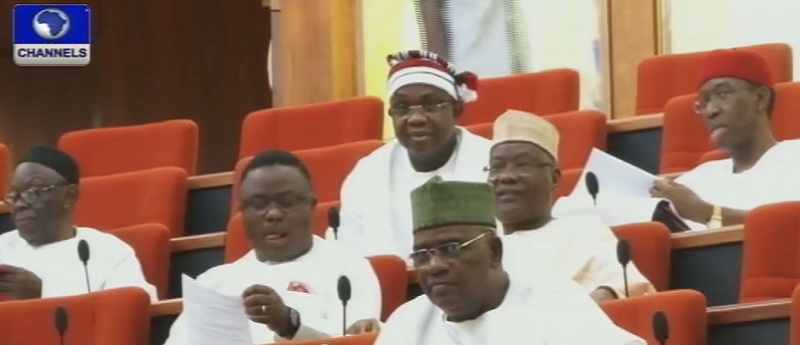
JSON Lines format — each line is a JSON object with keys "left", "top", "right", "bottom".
{"left": 327, "top": 128, "right": 491, "bottom": 258}
{"left": 163, "top": 236, "right": 382, "bottom": 345}
{"left": 401, "top": 0, "right": 602, "bottom": 109}
{"left": 0, "top": 227, "right": 157, "bottom": 302}
{"left": 675, "top": 139, "right": 800, "bottom": 228}
{"left": 375, "top": 274, "right": 645, "bottom": 345}
{"left": 501, "top": 214, "right": 655, "bottom": 299}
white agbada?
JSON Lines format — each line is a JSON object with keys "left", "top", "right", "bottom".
{"left": 0, "top": 227, "right": 157, "bottom": 302}
{"left": 675, "top": 139, "right": 800, "bottom": 229}
{"left": 375, "top": 274, "right": 645, "bottom": 345}
{"left": 401, "top": 0, "right": 602, "bottom": 109}
{"left": 328, "top": 128, "right": 491, "bottom": 258}
{"left": 163, "top": 236, "right": 382, "bottom": 345}
{"left": 501, "top": 214, "right": 655, "bottom": 298}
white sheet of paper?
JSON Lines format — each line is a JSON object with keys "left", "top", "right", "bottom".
{"left": 570, "top": 148, "right": 658, "bottom": 198}
{"left": 181, "top": 274, "right": 254, "bottom": 345}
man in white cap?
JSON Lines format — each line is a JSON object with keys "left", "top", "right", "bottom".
{"left": 489, "top": 110, "right": 655, "bottom": 302}
{"left": 328, "top": 51, "right": 491, "bottom": 259}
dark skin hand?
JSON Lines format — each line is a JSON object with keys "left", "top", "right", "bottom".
{"left": 649, "top": 178, "right": 747, "bottom": 226}
{"left": 0, "top": 264, "right": 42, "bottom": 300}
{"left": 242, "top": 284, "right": 292, "bottom": 335}
{"left": 589, "top": 287, "right": 617, "bottom": 302}
{"left": 346, "top": 318, "right": 381, "bottom": 335}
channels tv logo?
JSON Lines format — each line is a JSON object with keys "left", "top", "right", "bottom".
{"left": 13, "top": 4, "right": 91, "bottom": 66}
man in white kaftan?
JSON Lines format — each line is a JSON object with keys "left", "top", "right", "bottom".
{"left": 329, "top": 51, "right": 491, "bottom": 258}
{"left": 164, "top": 150, "right": 382, "bottom": 344}
{"left": 0, "top": 145, "right": 156, "bottom": 302}
{"left": 488, "top": 110, "right": 654, "bottom": 301}
{"left": 375, "top": 176, "right": 644, "bottom": 345}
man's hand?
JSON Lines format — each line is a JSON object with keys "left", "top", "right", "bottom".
{"left": 589, "top": 287, "right": 617, "bottom": 303}
{"left": 0, "top": 265, "right": 42, "bottom": 300}
{"left": 242, "top": 284, "right": 291, "bottom": 335}
{"left": 650, "top": 178, "right": 713, "bottom": 223}
{"left": 346, "top": 318, "right": 381, "bottom": 335}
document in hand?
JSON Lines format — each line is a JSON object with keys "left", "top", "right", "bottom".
{"left": 552, "top": 149, "right": 701, "bottom": 230}
{"left": 181, "top": 274, "right": 254, "bottom": 345}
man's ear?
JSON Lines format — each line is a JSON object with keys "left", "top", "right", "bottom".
{"left": 489, "top": 235, "right": 503, "bottom": 265}
{"left": 64, "top": 184, "right": 79, "bottom": 209}
{"left": 755, "top": 86, "right": 772, "bottom": 113}
{"left": 452, "top": 101, "right": 464, "bottom": 120}
{"left": 309, "top": 195, "right": 318, "bottom": 211}
{"left": 550, "top": 167, "right": 562, "bottom": 192}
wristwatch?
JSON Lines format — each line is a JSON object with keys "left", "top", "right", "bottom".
{"left": 278, "top": 307, "right": 301, "bottom": 339}
{"left": 707, "top": 205, "right": 723, "bottom": 228}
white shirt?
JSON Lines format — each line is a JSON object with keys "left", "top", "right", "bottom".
{"left": 501, "top": 215, "right": 655, "bottom": 298}
{"left": 676, "top": 139, "right": 800, "bottom": 228}
{"left": 0, "top": 227, "right": 157, "bottom": 302}
{"left": 163, "top": 236, "right": 382, "bottom": 345}
{"left": 375, "top": 274, "right": 645, "bottom": 345}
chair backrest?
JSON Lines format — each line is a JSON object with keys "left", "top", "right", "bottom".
{"left": 74, "top": 167, "right": 188, "bottom": 237}
{"left": 367, "top": 255, "right": 408, "bottom": 321}
{"left": 108, "top": 223, "right": 171, "bottom": 299}
{"left": 660, "top": 81, "right": 800, "bottom": 173}
{"left": 458, "top": 69, "right": 580, "bottom": 126}
{"left": 0, "top": 143, "right": 10, "bottom": 195}
{"left": 58, "top": 119, "right": 199, "bottom": 177}
{"left": 600, "top": 290, "right": 707, "bottom": 345}
{"left": 231, "top": 141, "right": 381, "bottom": 214}
{"left": 635, "top": 43, "right": 793, "bottom": 115}
{"left": 239, "top": 97, "right": 384, "bottom": 159}
{"left": 740, "top": 201, "right": 800, "bottom": 302}
{"left": 0, "top": 287, "right": 151, "bottom": 345}
{"left": 273, "top": 332, "right": 378, "bottom": 345}
{"left": 611, "top": 222, "right": 672, "bottom": 292}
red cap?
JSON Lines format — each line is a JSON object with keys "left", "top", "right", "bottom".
{"left": 698, "top": 49, "right": 773, "bottom": 88}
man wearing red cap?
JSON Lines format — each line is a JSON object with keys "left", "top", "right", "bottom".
{"left": 650, "top": 48, "right": 800, "bottom": 229}
{"left": 326, "top": 51, "right": 492, "bottom": 258}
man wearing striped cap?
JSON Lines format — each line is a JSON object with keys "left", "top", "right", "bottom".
{"left": 328, "top": 51, "right": 491, "bottom": 259}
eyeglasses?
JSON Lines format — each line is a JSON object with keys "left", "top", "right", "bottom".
{"left": 483, "top": 162, "right": 553, "bottom": 177}
{"left": 409, "top": 231, "right": 492, "bottom": 268}
{"left": 694, "top": 86, "right": 755, "bottom": 113}
{"left": 239, "top": 193, "right": 313, "bottom": 213}
{"left": 388, "top": 102, "right": 452, "bottom": 118}
{"left": 4, "top": 184, "right": 66, "bottom": 206}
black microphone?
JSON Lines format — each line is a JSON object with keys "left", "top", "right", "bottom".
{"left": 652, "top": 311, "right": 669, "bottom": 345}
{"left": 616, "top": 239, "right": 631, "bottom": 298}
{"left": 585, "top": 171, "right": 599, "bottom": 205}
{"left": 77, "top": 239, "right": 91, "bottom": 293}
{"left": 337, "top": 275, "right": 351, "bottom": 336}
{"left": 328, "top": 207, "right": 340, "bottom": 240}
{"left": 54, "top": 306, "right": 68, "bottom": 345}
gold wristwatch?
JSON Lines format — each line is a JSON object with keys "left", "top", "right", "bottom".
{"left": 707, "top": 205, "right": 723, "bottom": 228}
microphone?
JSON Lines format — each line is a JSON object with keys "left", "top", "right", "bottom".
{"left": 54, "top": 306, "right": 68, "bottom": 345}
{"left": 328, "top": 206, "right": 340, "bottom": 240}
{"left": 77, "top": 239, "right": 91, "bottom": 293}
{"left": 585, "top": 171, "right": 599, "bottom": 205}
{"left": 337, "top": 275, "right": 351, "bottom": 336}
{"left": 652, "top": 311, "right": 669, "bottom": 345}
{"left": 616, "top": 239, "right": 631, "bottom": 298}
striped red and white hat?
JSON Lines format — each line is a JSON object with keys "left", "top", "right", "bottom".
{"left": 386, "top": 50, "right": 478, "bottom": 102}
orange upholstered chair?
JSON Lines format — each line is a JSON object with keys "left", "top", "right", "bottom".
{"left": 791, "top": 284, "right": 800, "bottom": 345}
{"left": 466, "top": 110, "right": 607, "bottom": 197}
{"left": 740, "top": 201, "right": 800, "bottom": 302}
{"left": 635, "top": 43, "right": 792, "bottom": 115}
{"left": 367, "top": 255, "right": 408, "bottom": 321}
{"left": 268, "top": 332, "right": 377, "bottom": 345}
{"left": 239, "top": 97, "right": 384, "bottom": 159}
{"left": 58, "top": 119, "right": 198, "bottom": 177}
{"left": 611, "top": 222, "right": 672, "bottom": 292}
{"left": 108, "top": 223, "right": 170, "bottom": 300}
{"left": 660, "top": 81, "right": 800, "bottom": 173}
{"left": 600, "top": 290, "right": 707, "bottom": 345}
{"left": 0, "top": 287, "right": 151, "bottom": 345}
{"left": 0, "top": 143, "right": 10, "bottom": 195}
{"left": 74, "top": 167, "right": 188, "bottom": 237}
{"left": 458, "top": 69, "right": 580, "bottom": 126}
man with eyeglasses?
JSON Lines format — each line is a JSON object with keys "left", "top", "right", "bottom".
{"left": 374, "top": 176, "right": 645, "bottom": 344}
{"left": 0, "top": 145, "right": 156, "bottom": 301}
{"left": 327, "top": 50, "right": 491, "bottom": 259}
{"left": 488, "top": 110, "right": 654, "bottom": 302}
{"left": 649, "top": 48, "right": 800, "bottom": 229}
{"left": 164, "top": 150, "right": 381, "bottom": 344}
